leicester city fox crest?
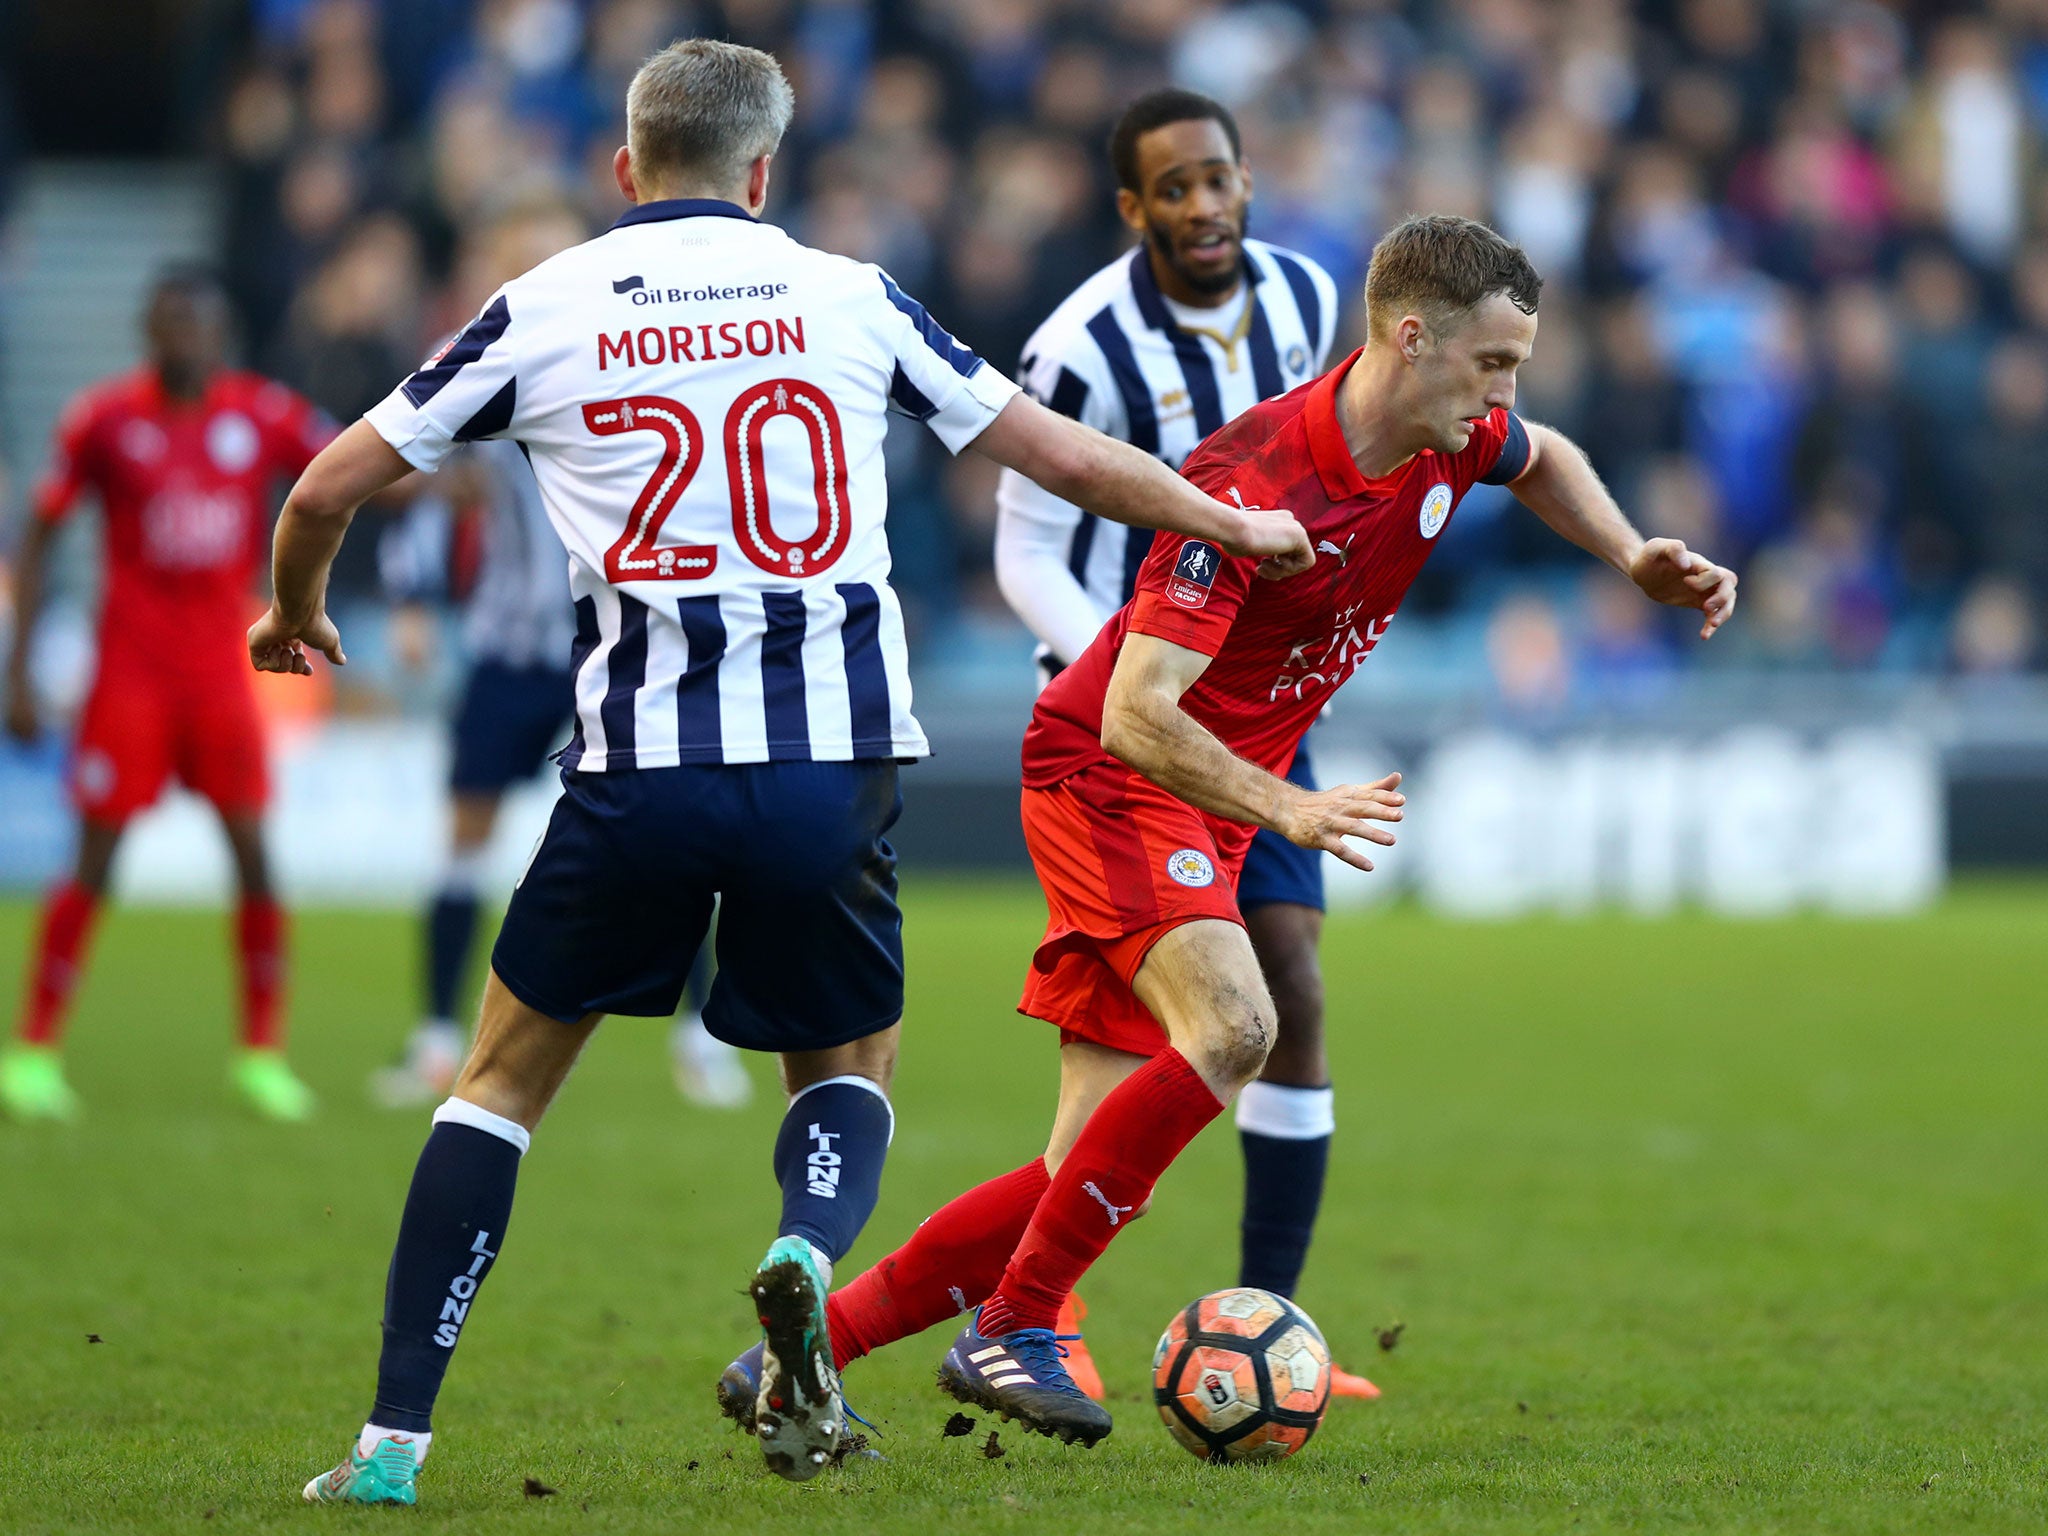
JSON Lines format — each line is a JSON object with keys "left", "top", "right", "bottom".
{"left": 1419, "top": 481, "right": 1453, "bottom": 540}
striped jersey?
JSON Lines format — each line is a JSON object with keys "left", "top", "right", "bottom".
{"left": 378, "top": 439, "right": 578, "bottom": 672}
{"left": 364, "top": 197, "right": 1018, "bottom": 769}
{"left": 459, "top": 439, "right": 577, "bottom": 671}
{"left": 995, "top": 239, "right": 1339, "bottom": 665}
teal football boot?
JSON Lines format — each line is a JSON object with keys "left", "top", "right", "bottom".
{"left": 749, "top": 1236, "right": 843, "bottom": 1480}
{"left": 302, "top": 1435, "right": 422, "bottom": 1506}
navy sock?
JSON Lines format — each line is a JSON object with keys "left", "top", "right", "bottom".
{"left": 772, "top": 1076, "right": 893, "bottom": 1263}
{"left": 424, "top": 891, "right": 479, "bottom": 1022}
{"left": 371, "top": 1102, "right": 527, "bottom": 1432}
{"left": 1236, "top": 1082, "right": 1336, "bottom": 1299}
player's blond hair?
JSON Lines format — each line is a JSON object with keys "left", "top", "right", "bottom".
{"left": 1364, "top": 215, "right": 1543, "bottom": 340}
{"left": 626, "top": 39, "right": 794, "bottom": 194}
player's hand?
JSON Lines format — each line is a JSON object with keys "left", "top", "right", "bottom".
{"left": 1215, "top": 501, "right": 1315, "bottom": 579}
{"left": 1628, "top": 538, "right": 1739, "bottom": 639}
{"left": 1281, "top": 772, "right": 1404, "bottom": 873}
{"left": 4, "top": 681, "right": 37, "bottom": 744}
{"left": 249, "top": 603, "right": 347, "bottom": 676}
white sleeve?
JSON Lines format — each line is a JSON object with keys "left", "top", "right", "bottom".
{"left": 995, "top": 491, "right": 1115, "bottom": 667}
{"left": 993, "top": 342, "right": 1122, "bottom": 664}
{"left": 1308, "top": 258, "right": 1342, "bottom": 370}
{"left": 364, "top": 291, "right": 522, "bottom": 473}
{"left": 872, "top": 269, "right": 1021, "bottom": 453}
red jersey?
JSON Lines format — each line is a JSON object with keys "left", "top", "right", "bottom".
{"left": 1024, "top": 349, "right": 1529, "bottom": 790}
{"left": 32, "top": 368, "right": 333, "bottom": 663}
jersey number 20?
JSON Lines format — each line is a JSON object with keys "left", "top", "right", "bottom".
{"left": 582, "top": 381, "right": 852, "bottom": 583}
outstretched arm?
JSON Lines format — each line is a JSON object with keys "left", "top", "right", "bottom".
{"left": 1508, "top": 422, "right": 1738, "bottom": 639}
{"left": 248, "top": 420, "right": 415, "bottom": 674}
{"left": 1100, "top": 632, "right": 1404, "bottom": 872}
{"left": 970, "top": 395, "right": 1313, "bottom": 577}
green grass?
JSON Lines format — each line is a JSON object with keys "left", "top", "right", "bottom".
{"left": 3, "top": 882, "right": 2046, "bottom": 1534}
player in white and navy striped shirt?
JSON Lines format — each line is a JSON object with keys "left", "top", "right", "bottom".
{"left": 253, "top": 41, "right": 1314, "bottom": 1501}
{"left": 992, "top": 89, "right": 1376, "bottom": 1401}
{"left": 368, "top": 202, "right": 749, "bottom": 1119}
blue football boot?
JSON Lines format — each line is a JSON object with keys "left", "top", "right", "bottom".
{"left": 716, "top": 1340, "right": 765, "bottom": 1432}
{"left": 937, "top": 1308, "right": 1113, "bottom": 1446}
{"left": 718, "top": 1339, "right": 881, "bottom": 1461}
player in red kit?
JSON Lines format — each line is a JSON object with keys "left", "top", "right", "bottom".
{"left": 2, "top": 268, "right": 333, "bottom": 1123}
{"left": 715, "top": 215, "right": 1739, "bottom": 1447}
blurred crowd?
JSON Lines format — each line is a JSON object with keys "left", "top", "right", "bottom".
{"left": 175, "top": 0, "right": 2048, "bottom": 688}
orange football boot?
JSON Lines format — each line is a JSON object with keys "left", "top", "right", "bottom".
{"left": 1056, "top": 1294, "right": 1107, "bottom": 1401}
{"left": 1328, "top": 1362, "right": 1382, "bottom": 1399}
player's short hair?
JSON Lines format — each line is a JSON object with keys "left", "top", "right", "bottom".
{"left": 1364, "top": 215, "right": 1543, "bottom": 340}
{"left": 1109, "top": 88, "right": 1242, "bottom": 192}
{"left": 626, "top": 38, "right": 794, "bottom": 193}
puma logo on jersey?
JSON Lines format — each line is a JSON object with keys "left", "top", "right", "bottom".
{"left": 1082, "top": 1181, "right": 1135, "bottom": 1227}
{"left": 1317, "top": 536, "right": 1354, "bottom": 567}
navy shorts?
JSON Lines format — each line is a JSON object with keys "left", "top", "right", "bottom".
{"left": 1237, "top": 738, "right": 1326, "bottom": 913}
{"left": 492, "top": 760, "right": 904, "bottom": 1052}
{"left": 450, "top": 661, "right": 576, "bottom": 794}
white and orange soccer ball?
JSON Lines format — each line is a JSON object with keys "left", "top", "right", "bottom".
{"left": 1152, "top": 1287, "right": 1331, "bottom": 1462}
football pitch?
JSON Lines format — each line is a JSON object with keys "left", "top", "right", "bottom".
{"left": 3, "top": 881, "right": 2045, "bottom": 1534}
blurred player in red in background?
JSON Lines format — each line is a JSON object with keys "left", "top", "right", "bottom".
{"left": 2, "top": 267, "right": 334, "bottom": 1123}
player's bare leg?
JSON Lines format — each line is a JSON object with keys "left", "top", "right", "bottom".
{"left": 734, "top": 1026, "right": 898, "bottom": 1480}
{"left": 218, "top": 812, "right": 312, "bottom": 1121}
{"left": 2, "top": 819, "right": 122, "bottom": 1122}
{"left": 942, "top": 919, "right": 1276, "bottom": 1445}
{"left": 307, "top": 971, "right": 597, "bottom": 1504}
{"left": 375, "top": 792, "right": 502, "bottom": 1108}
{"left": 1242, "top": 903, "right": 1378, "bottom": 1398}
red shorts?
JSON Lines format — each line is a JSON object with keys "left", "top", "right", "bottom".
{"left": 1017, "top": 761, "right": 1251, "bottom": 1057}
{"left": 71, "top": 657, "right": 270, "bottom": 823}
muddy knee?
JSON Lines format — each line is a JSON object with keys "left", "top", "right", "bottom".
{"left": 1199, "top": 997, "right": 1276, "bottom": 1089}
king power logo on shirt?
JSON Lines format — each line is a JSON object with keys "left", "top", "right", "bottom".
{"left": 1270, "top": 602, "right": 1397, "bottom": 702}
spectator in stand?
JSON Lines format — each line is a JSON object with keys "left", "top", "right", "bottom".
{"left": 1967, "top": 337, "right": 2048, "bottom": 612}
{"left": 191, "top": 0, "right": 2048, "bottom": 675}
{"left": 266, "top": 214, "right": 423, "bottom": 426}
{"left": 1575, "top": 567, "right": 1680, "bottom": 712}
{"left": 1951, "top": 578, "right": 2039, "bottom": 681}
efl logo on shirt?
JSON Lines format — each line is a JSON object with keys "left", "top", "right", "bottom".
{"left": 1168, "top": 539, "right": 1221, "bottom": 609}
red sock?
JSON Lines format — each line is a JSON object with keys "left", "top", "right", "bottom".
{"left": 979, "top": 1049, "right": 1224, "bottom": 1335}
{"left": 236, "top": 897, "right": 288, "bottom": 1050}
{"left": 18, "top": 881, "right": 102, "bottom": 1047}
{"left": 825, "top": 1157, "right": 1051, "bottom": 1369}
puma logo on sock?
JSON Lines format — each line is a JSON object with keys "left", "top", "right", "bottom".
{"left": 1082, "top": 1181, "right": 1134, "bottom": 1227}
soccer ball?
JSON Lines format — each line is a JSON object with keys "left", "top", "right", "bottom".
{"left": 1152, "top": 1287, "right": 1331, "bottom": 1462}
